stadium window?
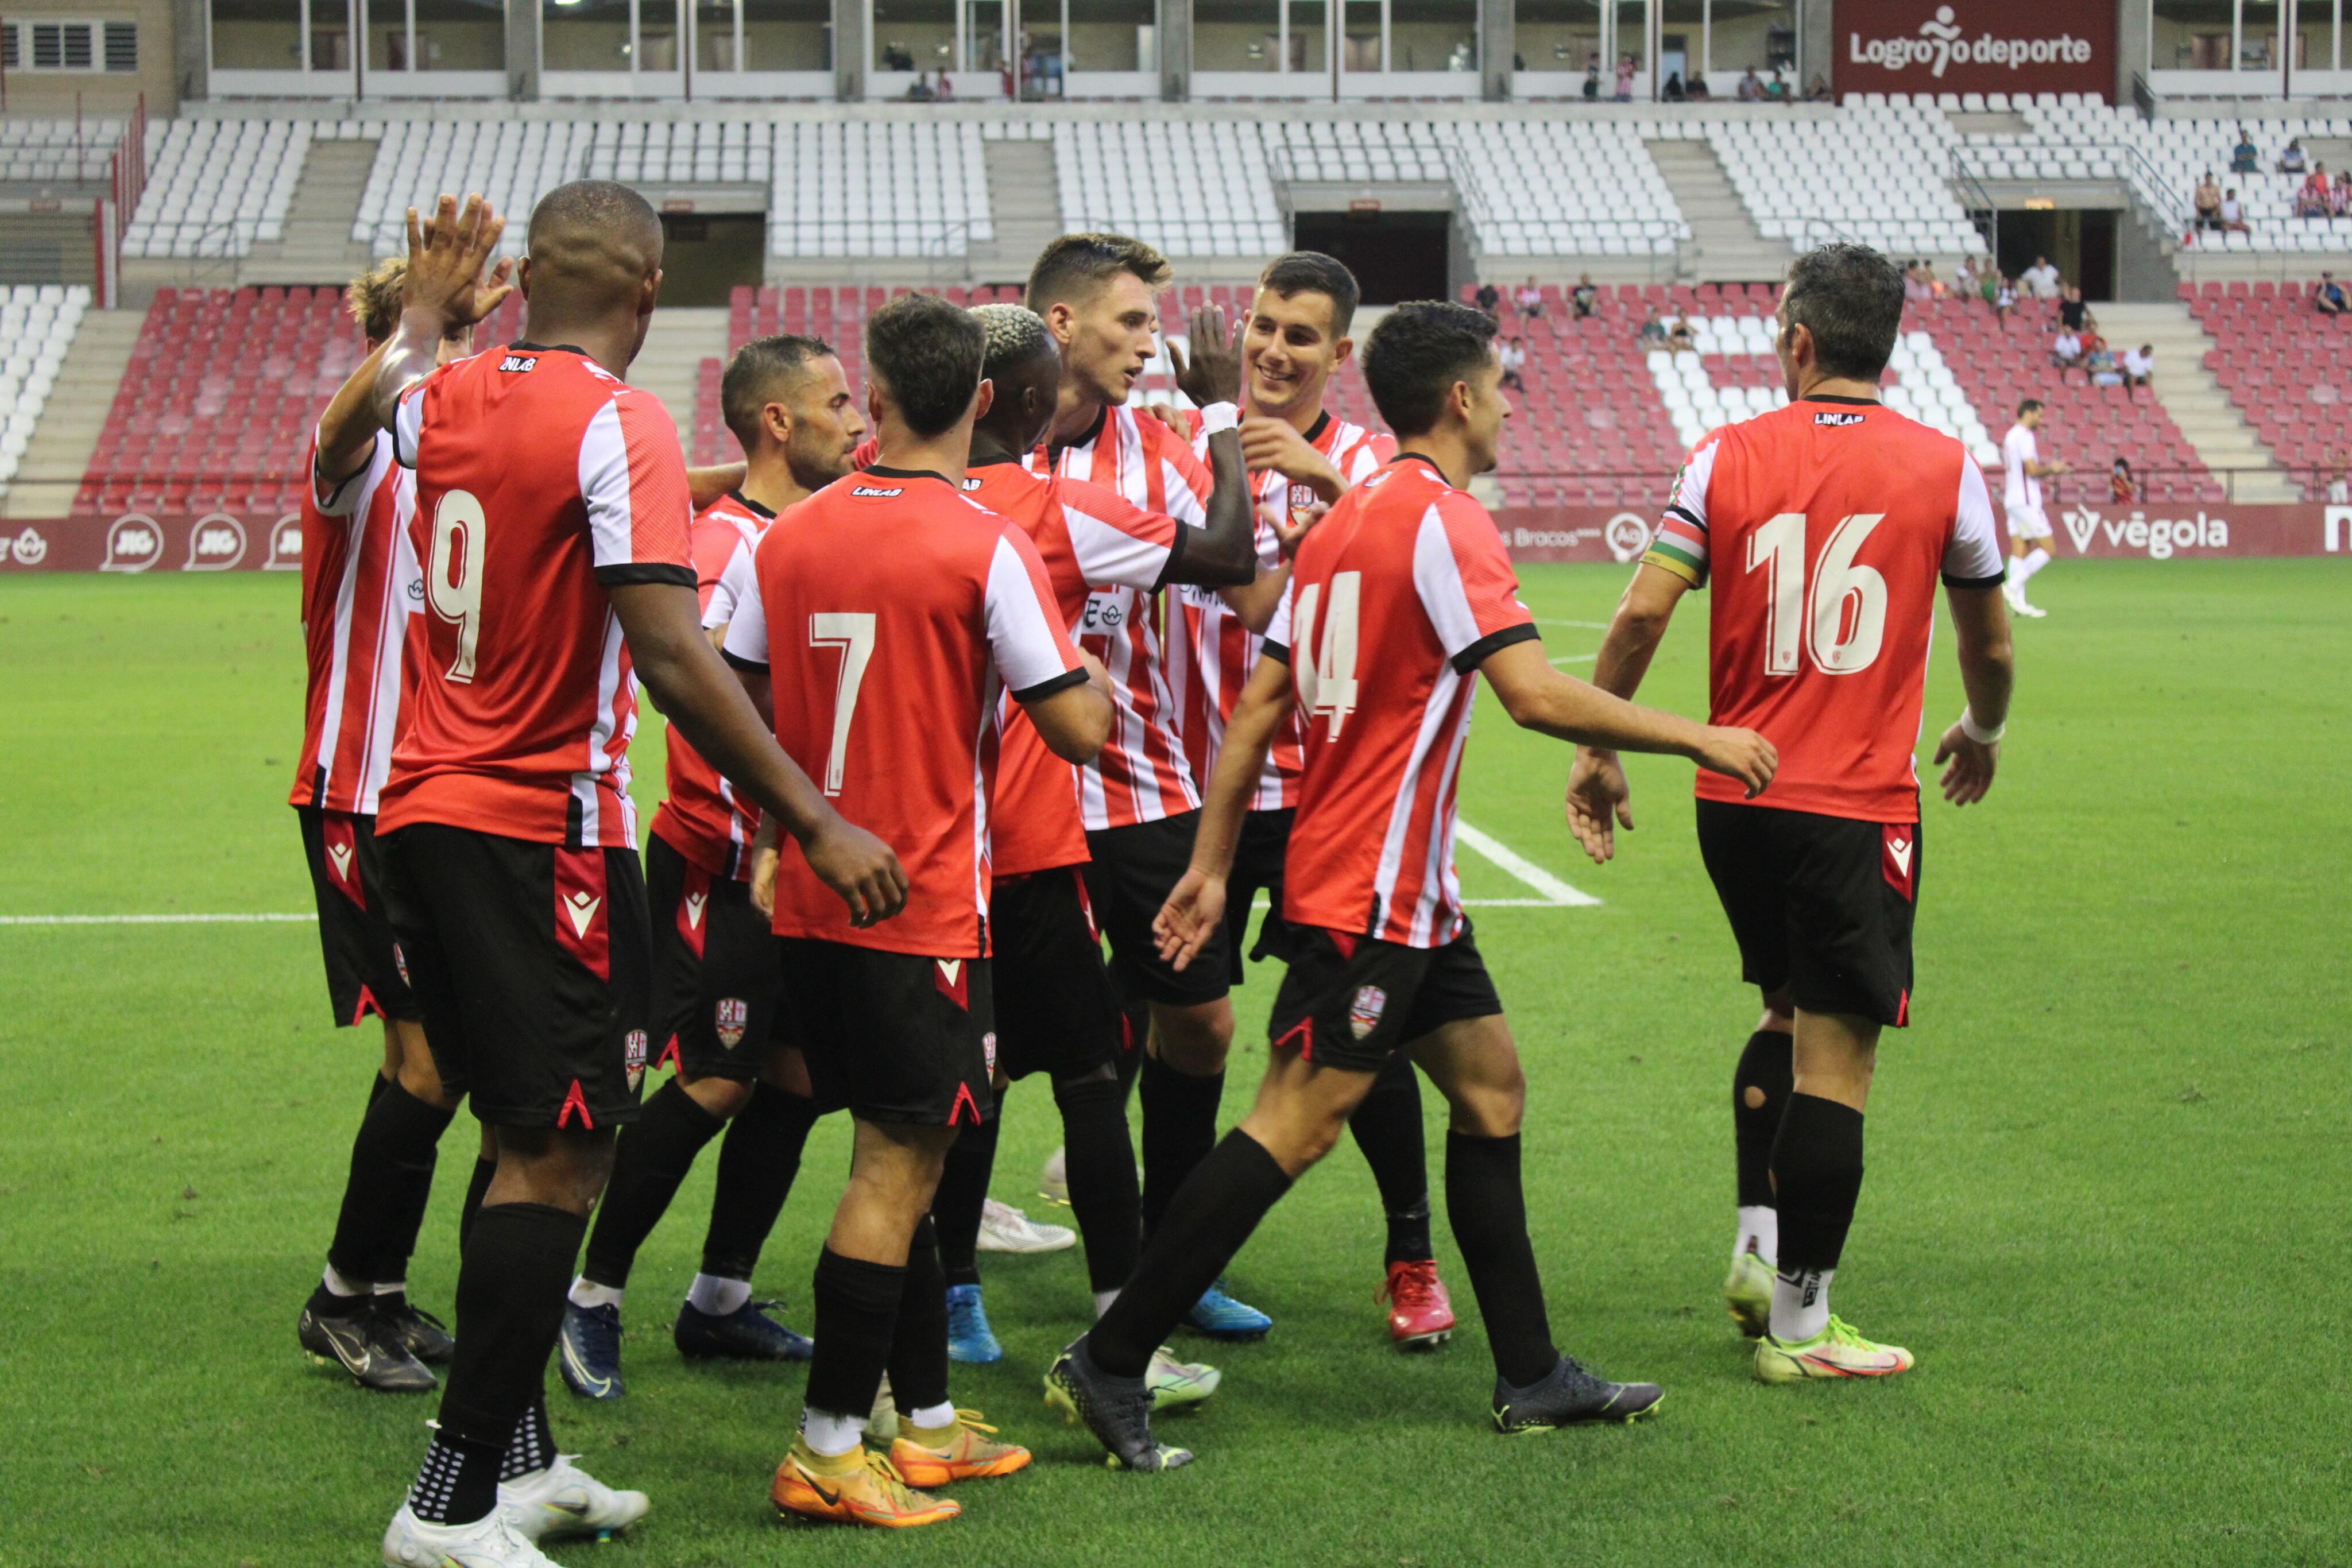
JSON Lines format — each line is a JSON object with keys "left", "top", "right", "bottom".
{"left": 1020, "top": 0, "right": 1062, "bottom": 95}
{"left": 417, "top": 0, "right": 505, "bottom": 69}
{"left": 1067, "top": 0, "right": 1155, "bottom": 73}
{"left": 1701, "top": 0, "right": 1790, "bottom": 83}
{"left": 5, "top": 16, "right": 139, "bottom": 71}
{"left": 1391, "top": 0, "right": 1472, "bottom": 72}
{"left": 542, "top": 0, "right": 635, "bottom": 69}
{"left": 208, "top": 0, "right": 304, "bottom": 69}
{"left": 367, "top": 0, "right": 409, "bottom": 70}
{"left": 695, "top": 0, "right": 736, "bottom": 67}
{"left": 1193, "top": 0, "right": 1282, "bottom": 71}
{"left": 1512, "top": 0, "right": 1597, "bottom": 76}
{"left": 873, "top": 0, "right": 954, "bottom": 74}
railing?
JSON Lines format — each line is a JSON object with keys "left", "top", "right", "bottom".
{"left": 1947, "top": 141, "right": 2196, "bottom": 245}
{"left": 2132, "top": 72, "right": 2159, "bottom": 122}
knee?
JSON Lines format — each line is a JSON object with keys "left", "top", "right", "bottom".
{"left": 1152, "top": 1002, "right": 1233, "bottom": 1074}
{"left": 759, "top": 1046, "right": 815, "bottom": 1099}
{"left": 1446, "top": 1062, "right": 1525, "bottom": 1140}
{"left": 390, "top": 1023, "right": 459, "bottom": 1110}
{"left": 681, "top": 1073, "right": 754, "bottom": 1120}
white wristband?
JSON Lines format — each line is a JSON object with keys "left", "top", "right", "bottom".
{"left": 1197, "top": 401, "right": 1239, "bottom": 435}
{"left": 1959, "top": 708, "right": 2006, "bottom": 745}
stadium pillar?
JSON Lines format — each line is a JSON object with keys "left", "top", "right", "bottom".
{"left": 2113, "top": 0, "right": 2147, "bottom": 106}
{"left": 1159, "top": 0, "right": 1191, "bottom": 100}
{"left": 835, "top": 0, "right": 866, "bottom": 99}
{"left": 507, "top": 0, "right": 540, "bottom": 99}
{"left": 173, "top": 0, "right": 208, "bottom": 102}
{"left": 1480, "top": 0, "right": 1511, "bottom": 99}
{"left": 1801, "top": 0, "right": 1830, "bottom": 94}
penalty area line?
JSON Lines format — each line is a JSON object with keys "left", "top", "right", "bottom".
{"left": 0, "top": 912, "right": 316, "bottom": 926}
{"left": 1454, "top": 822, "right": 1603, "bottom": 908}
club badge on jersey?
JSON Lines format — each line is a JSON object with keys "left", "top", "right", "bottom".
{"left": 625, "top": 1028, "right": 648, "bottom": 1093}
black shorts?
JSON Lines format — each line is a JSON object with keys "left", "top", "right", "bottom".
{"left": 777, "top": 939, "right": 995, "bottom": 1126}
{"left": 1695, "top": 799, "right": 1919, "bottom": 1028}
{"left": 1266, "top": 923, "right": 1503, "bottom": 1074}
{"left": 376, "top": 822, "right": 653, "bottom": 1129}
{"left": 1082, "top": 812, "right": 1229, "bottom": 1008}
{"left": 646, "top": 833, "right": 790, "bottom": 1084}
{"left": 1222, "top": 807, "right": 1298, "bottom": 985}
{"left": 990, "top": 866, "right": 1124, "bottom": 1082}
{"left": 296, "top": 805, "right": 419, "bottom": 1027}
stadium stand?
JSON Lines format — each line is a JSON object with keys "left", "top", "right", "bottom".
{"left": 0, "top": 286, "right": 90, "bottom": 493}
{"left": 0, "top": 119, "right": 124, "bottom": 183}
{"left": 121, "top": 119, "right": 309, "bottom": 259}
{"left": 1711, "top": 102, "right": 1989, "bottom": 260}
{"left": 2186, "top": 282, "right": 2351, "bottom": 498}
{"left": 74, "top": 283, "right": 522, "bottom": 515}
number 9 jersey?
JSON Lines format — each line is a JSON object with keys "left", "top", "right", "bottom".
{"left": 379, "top": 344, "right": 696, "bottom": 848}
{"left": 1643, "top": 397, "right": 2006, "bottom": 823}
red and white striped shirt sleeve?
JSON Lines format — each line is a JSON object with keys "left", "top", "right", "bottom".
{"left": 703, "top": 535, "right": 758, "bottom": 629}
{"left": 579, "top": 392, "right": 694, "bottom": 583}
{"left": 390, "top": 368, "right": 444, "bottom": 470}
{"left": 985, "top": 527, "right": 1090, "bottom": 699}
{"left": 1058, "top": 477, "right": 1180, "bottom": 592}
{"left": 1414, "top": 492, "right": 1539, "bottom": 671}
{"left": 718, "top": 555, "right": 771, "bottom": 668}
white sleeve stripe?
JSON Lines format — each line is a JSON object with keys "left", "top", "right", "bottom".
{"left": 1158, "top": 455, "right": 1209, "bottom": 526}
{"left": 703, "top": 537, "right": 755, "bottom": 629}
{"left": 986, "top": 534, "right": 1078, "bottom": 694}
{"left": 1669, "top": 438, "right": 1720, "bottom": 533}
{"left": 579, "top": 399, "right": 635, "bottom": 570}
{"left": 719, "top": 558, "right": 770, "bottom": 667}
{"left": 1412, "top": 506, "right": 1485, "bottom": 660}
{"left": 1945, "top": 454, "right": 2007, "bottom": 582}
{"left": 1065, "top": 502, "right": 1171, "bottom": 592}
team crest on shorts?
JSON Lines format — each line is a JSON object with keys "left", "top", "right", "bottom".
{"left": 982, "top": 1031, "right": 999, "bottom": 1075}
{"left": 714, "top": 997, "right": 749, "bottom": 1048}
{"left": 625, "top": 1028, "right": 648, "bottom": 1094}
{"left": 1349, "top": 985, "right": 1388, "bottom": 1040}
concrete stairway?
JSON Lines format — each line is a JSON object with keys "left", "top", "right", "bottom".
{"left": 1644, "top": 138, "right": 1786, "bottom": 284}
{"left": 2093, "top": 301, "right": 2301, "bottom": 503}
{"left": 3, "top": 309, "right": 143, "bottom": 520}
{"left": 241, "top": 140, "right": 380, "bottom": 286}
{"left": 630, "top": 305, "right": 731, "bottom": 454}
{"left": 968, "top": 141, "right": 1062, "bottom": 284}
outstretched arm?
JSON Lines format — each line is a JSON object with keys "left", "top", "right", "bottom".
{"left": 1160, "top": 304, "right": 1255, "bottom": 589}
{"left": 315, "top": 340, "right": 392, "bottom": 494}
{"left": 370, "top": 193, "right": 513, "bottom": 440}
{"left": 1564, "top": 562, "right": 1692, "bottom": 862}
{"left": 1481, "top": 636, "right": 1773, "bottom": 802}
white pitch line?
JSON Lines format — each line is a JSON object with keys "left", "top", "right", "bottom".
{"left": 0, "top": 912, "right": 315, "bottom": 926}
{"left": 1454, "top": 822, "right": 1602, "bottom": 907}
{"left": 1548, "top": 653, "right": 1595, "bottom": 665}
{"left": 1534, "top": 618, "right": 1611, "bottom": 629}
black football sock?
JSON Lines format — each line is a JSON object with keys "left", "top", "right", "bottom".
{"left": 1138, "top": 1053, "right": 1224, "bottom": 1242}
{"left": 1348, "top": 1052, "right": 1433, "bottom": 1264}
{"left": 499, "top": 1397, "right": 554, "bottom": 1481}
{"left": 887, "top": 1215, "right": 951, "bottom": 1416}
{"left": 805, "top": 1246, "right": 906, "bottom": 1419}
{"left": 431, "top": 1202, "right": 586, "bottom": 1526}
{"left": 931, "top": 1092, "right": 1001, "bottom": 1290}
{"left": 406, "top": 1427, "right": 502, "bottom": 1526}
{"left": 1090, "top": 1129, "right": 1290, "bottom": 1378}
{"left": 1771, "top": 1093, "right": 1866, "bottom": 1273}
{"left": 1052, "top": 1067, "right": 1141, "bottom": 1294}
{"left": 1115, "top": 1002, "right": 1148, "bottom": 1101}
{"left": 370, "top": 1068, "right": 392, "bottom": 1107}
{"left": 1443, "top": 1131, "right": 1558, "bottom": 1389}
{"left": 698, "top": 1083, "right": 819, "bottom": 1283}
{"left": 578, "top": 1078, "right": 724, "bottom": 1290}
{"left": 1733, "top": 1028, "right": 1795, "bottom": 1211}
{"left": 326, "top": 1078, "right": 458, "bottom": 1288}
{"left": 458, "top": 1155, "right": 496, "bottom": 1251}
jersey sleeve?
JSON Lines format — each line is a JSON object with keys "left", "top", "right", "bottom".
{"left": 580, "top": 392, "right": 696, "bottom": 587}
{"left": 1057, "top": 477, "right": 1180, "bottom": 592}
{"left": 718, "top": 548, "right": 772, "bottom": 671}
{"left": 704, "top": 535, "right": 757, "bottom": 630}
{"left": 1943, "top": 455, "right": 2008, "bottom": 589}
{"left": 1415, "top": 493, "right": 1539, "bottom": 672}
{"left": 1343, "top": 430, "right": 1398, "bottom": 486}
{"left": 312, "top": 427, "right": 388, "bottom": 516}
{"left": 1642, "top": 432, "right": 1722, "bottom": 587}
{"left": 1260, "top": 574, "right": 1297, "bottom": 664}
{"left": 390, "top": 369, "right": 439, "bottom": 470}
{"left": 986, "top": 527, "right": 1090, "bottom": 702}
{"left": 1154, "top": 422, "right": 1213, "bottom": 528}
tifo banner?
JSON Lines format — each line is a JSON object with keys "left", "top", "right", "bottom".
{"left": 0, "top": 513, "right": 304, "bottom": 574}
{"left": 1833, "top": 1, "right": 2115, "bottom": 100}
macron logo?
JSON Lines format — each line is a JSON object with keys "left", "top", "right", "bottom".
{"left": 1887, "top": 837, "right": 1913, "bottom": 877}
{"left": 327, "top": 842, "right": 355, "bottom": 880}
{"left": 564, "top": 890, "right": 603, "bottom": 936}
{"left": 684, "top": 892, "right": 706, "bottom": 928}
{"left": 498, "top": 355, "right": 538, "bottom": 373}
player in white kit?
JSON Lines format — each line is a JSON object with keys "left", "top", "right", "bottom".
{"left": 1999, "top": 400, "right": 2068, "bottom": 618}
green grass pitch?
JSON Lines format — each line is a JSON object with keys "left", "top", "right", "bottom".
{"left": 2, "top": 560, "right": 2346, "bottom": 1567}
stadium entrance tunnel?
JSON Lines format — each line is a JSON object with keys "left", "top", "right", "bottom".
{"left": 1992, "top": 206, "right": 2120, "bottom": 302}
{"left": 1292, "top": 210, "right": 1452, "bottom": 305}
{"left": 657, "top": 214, "right": 766, "bottom": 307}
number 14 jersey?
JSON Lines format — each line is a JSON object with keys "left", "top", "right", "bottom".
{"left": 1643, "top": 397, "right": 2005, "bottom": 822}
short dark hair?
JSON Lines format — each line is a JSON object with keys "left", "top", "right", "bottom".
{"left": 1780, "top": 243, "right": 1905, "bottom": 382}
{"left": 1257, "top": 251, "right": 1361, "bottom": 336}
{"left": 1360, "top": 301, "right": 1497, "bottom": 438}
{"left": 2016, "top": 397, "right": 2044, "bottom": 417}
{"left": 866, "top": 293, "right": 985, "bottom": 438}
{"left": 1026, "top": 233, "right": 1171, "bottom": 314}
{"left": 721, "top": 334, "right": 835, "bottom": 450}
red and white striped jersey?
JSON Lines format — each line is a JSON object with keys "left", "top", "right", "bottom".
{"left": 962, "top": 460, "right": 1182, "bottom": 877}
{"left": 291, "top": 426, "right": 419, "bottom": 816}
{"left": 1028, "top": 404, "right": 1212, "bottom": 830}
{"left": 649, "top": 493, "right": 772, "bottom": 880}
{"left": 1267, "top": 455, "right": 1537, "bottom": 948}
{"left": 1174, "top": 411, "right": 1393, "bottom": 811}
{"left": 378, "top": 344, "right": 695, "bottom": 849}
{"left": 721, "top": 469, "right": 1088, "bottom": 957}
{"left": 1643, "top": 397, "right": 2005, "bottom": 822}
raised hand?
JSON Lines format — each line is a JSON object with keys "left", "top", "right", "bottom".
{"left": 1169, "top": 304, "right": 1243, "bottom": 409}
{"left": 403, "top": 192, "right": 513, "bottom": 332}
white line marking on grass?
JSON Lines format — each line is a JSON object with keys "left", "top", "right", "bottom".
{"left": 1534, "top": 618, "right": 1611, "bottom": 629}
{"left": 1453, "top": 822, "right": 1603, "bottom": 907}
{"left": 0, "top": 912, "right": 316, "bottom": 926}
{"left": 1548, "top": 653, "right": 1595, "bottom": 665}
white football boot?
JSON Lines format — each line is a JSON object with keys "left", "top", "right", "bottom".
{"left": 498, "top": 1455, "right": 649, "bottom": 1543}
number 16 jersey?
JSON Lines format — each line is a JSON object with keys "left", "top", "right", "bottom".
{"left": 1643, "top": 397, "right": 2005, "bottom": 822}
{"left": 379, "top": 344, "right": 697, "bottom": 849}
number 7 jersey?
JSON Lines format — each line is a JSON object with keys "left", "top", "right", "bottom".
{"left": 378, "top": 344, "right": 697, "bottom": 848}
{"left": 1643, "top": 396, "right": 2006, "bottom": 822}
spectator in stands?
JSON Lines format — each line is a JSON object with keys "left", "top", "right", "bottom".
{"left": 1666, "top": 313, "right": 1697, "bottom": 355}
{"left": 1583, "top": 56, "right": 1602, "bottom": 100}
{"left": 2050, "top": 324, "right": 2084, "bottom": 382}
{"left": 2195, "top": 171, "right": 2224, "bottom": 231}
{"left": 1806, "top": 73, "right": 1832, "bottom": 102}
{"left": 2315, "top": 273, "right": 2347, "bottom": 316}
{"left": 1475, "top": 280, "right": 1501, "bottom": 318}
{"left": 2334, "top": 169, "right": 2351, "bottom": 216}
{"left": 1571, "top": 273, "right": 1597, "bottom": 318}
{"left": 1614, "top": 54, "right": 1636, "bottom": 101}
{"left": 2328, "top": 451, "right": 2350, "bottom": 504}
{"left": 2058, "top": 284, "right": 2087, "bottom": 333}
{"left": 2110, "top": 457, "right": 2137, "bottom": 504}
{"left": 2230, "top": 126, "right": 2260, "bottom": 174}
{"left": 1955, "top": 255, "right": 1982, "bottom": 300}
{"left": 2022, "top": 255, "right": 2062, "bottom": 299}
{"left": 2219, "top": 189, "right": 2250, "bottom": 234}
{"left": 1662, "top": 71, "right": 1686, "bottom": 102}
{"left": 2086, "top": 340, "right": 2122, "bottom": 388}
{"left": 2278, "top": 138, "right": 2307, "bottom": 175}
{"left": 1923, "top": 262, "right": 1947, "bottom": 300}
{"left": 1904, "top": 263, "right": 1935, "bottom": 304}
{"left": 883, "top": 41, "right": 915, "bottom": 69}
{"left": 904, "top": 71, "right": 936, "bottom": 99}
{"left": 1765, "top": 68, "right": 1790, "bottom": 100}
{"left": 1688, "top": 74, "right": 1713, "bottom": 102}
{"left": 1516, "top": 277, "right": 1544, "bottom": 318}
{"left": 1736, "top": 67, "right": 1764, "bottom": 102}
{"left": 1638, "top": 304, "right": 1668, "bottom": 347}
{"left": 1498, "top": 336, "right": 1527, "bottom": 392}
{"left": 1994, "top": 275, "right": 2018, "bottom": 325}
{"left": 2122, "top": 342, "right": 2154, "bottom": 398}
{"left": 2295, "top": 164, "right": 2331, "bottom": 219}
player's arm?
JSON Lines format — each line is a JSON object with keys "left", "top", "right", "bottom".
{"left": 619, "top": 582, "right": 906, "bottom": 925}
{"left": 370, "top": 193, "right": 513, "bottom": 441}
{"left": 1483, "top": 637, "right": 1774, "bottom": 799}
{"left": 1154, "top": 649, "right": 1292, "bottom": 971}
{"left": 1159, "top": 305, "right": 1256, "bottom": 589}
{"left": 1565, "top": 562, "right": 1695, "bottom": 862}
{"left": 688, "top": 462, "right": 747, "bottom": 508}
{"left": 315, "top": 340, "right": 392, "bottom": 493}
{"left": 991, "top": 528, "right": 1113, "bottom": 764}
{"left": 1021, "top": 655, "right": 1114, "bottom": 763}
{"left": 1932, "top": 587, "right": 2014, "bottom": 807}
